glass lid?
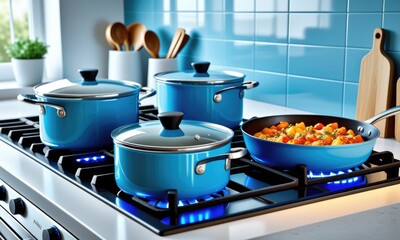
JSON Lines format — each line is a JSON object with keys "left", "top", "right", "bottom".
{"left": 154, "top": 62, "right": 245, "bottom": 85}
{"left": 34, "top": 69, "right": 141, "bottom": 99}
{"left": 111, "top": 112, "right": 234, "bottom": 152}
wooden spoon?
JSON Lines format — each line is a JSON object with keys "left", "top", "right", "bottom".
{"left": 127, "top": 22, "right": 147, "bottom": 52}
{"left": 172, "top": 33, "right": 190, "bottom": 58}
{"left": 109, "top": 22, "right": 130, "bottom": 51}
{"left": 143, "top": 30, "right": 160, "bottom": 58}
{"left": 166, "top": 28, "right": 186, "bottom": 59}
{"left": 105, "top": 23, "right": 118, "bottom": 50}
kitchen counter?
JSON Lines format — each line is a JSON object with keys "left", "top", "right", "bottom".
{"left": 1, "top": 96, "right": 400, "bottom": 239}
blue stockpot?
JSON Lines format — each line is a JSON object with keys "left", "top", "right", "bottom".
{"left": 241, "top": 106, "right": 400, "bottom": 172}
{"left": 155, "top": 62, "right": 259, "bottom": 129}
{"left": 17, "top": 69, "right": 156, "bottom": 150}
{"left": 111, "top": 112, "right": 247, "bottom": 200}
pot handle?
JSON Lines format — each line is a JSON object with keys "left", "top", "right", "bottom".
{"left": 213, "top": 81, "right": 259, "bottom": 103}
{"left": 195, "top": 147, "right": 247, "bottom": 175}
{"left": 139, "top": 87, "right": 157, "bottom": 103}
{"left": 17, "top": 94, "right": 67, "bottom": 118}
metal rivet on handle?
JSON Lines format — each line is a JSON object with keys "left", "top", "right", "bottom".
{"left": 57, "top": 109, "right": 66, "bottom": 118}
{"left": 39, "top": 106, "right": 46, "bottom": 115}
{"left": 239, "top": 89, "right": 244, "bottom": 99}
{"left": 213, "top": 94, "right": 222, "bottom": 103}
{"left": 195, "top": 164, "right": 206, "bottom": 175}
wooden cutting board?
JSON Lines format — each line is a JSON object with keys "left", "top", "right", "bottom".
{"left": 356, "top": 28, "right": 395, "bottom": 138}
{"left": 396, "top": 77, "right": 400, "bottom": 141}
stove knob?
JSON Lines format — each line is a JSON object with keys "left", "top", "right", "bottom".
{"left": 9, "top": 198, "right": 25, "bottom": 215}
{"left": 42, "top": 226, "right": 61, "bottom": 240}
{"left": 0, "top": 185, "right": 6, "bottom": 201}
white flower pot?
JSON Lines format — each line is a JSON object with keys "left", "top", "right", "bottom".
{"left": 11, "top": 58, "right": 44, "bottom": 86}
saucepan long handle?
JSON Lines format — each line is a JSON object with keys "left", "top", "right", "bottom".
{"left": 364, "top": 105, "right": 400, "bottom": 125}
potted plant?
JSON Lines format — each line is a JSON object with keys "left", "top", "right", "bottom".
{"left": 4, "top": 38, "right": 48, "bottom": 86}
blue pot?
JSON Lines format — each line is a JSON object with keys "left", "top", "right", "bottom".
{"left": 18, "top": 69, "right": 156, "bottom": 150}
{"left": 155, "top": 62, "right": 259, "bottom": 129}
{"left": 111, "top": 112, "right": 247, "bottom": 200}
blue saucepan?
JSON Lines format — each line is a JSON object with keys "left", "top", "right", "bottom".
{"left": 241, "top": 106, "right": 400, "bottom": 172}
{"left": 111, "top": 112, "right": 247, "bottom": 200}
{"left": 155, "top": 62, "right": 259, "bottom": 129}
{"left": 17, "top": 69, "right": 156, "bottom": 151}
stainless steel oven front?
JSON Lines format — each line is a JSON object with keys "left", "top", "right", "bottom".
{"left": 0, "top": 179, "right": 76, "bottom": 240}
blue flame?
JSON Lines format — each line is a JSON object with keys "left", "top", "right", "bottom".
{"left": 308, "top": 168, "right": 366, "bottom": 191}
{"left": 76, "top": 154, "right": 106, "bottom": 164}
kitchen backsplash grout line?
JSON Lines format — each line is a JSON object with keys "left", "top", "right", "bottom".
{"left": 125, "top": 0, "right": 400, "bottom": 118}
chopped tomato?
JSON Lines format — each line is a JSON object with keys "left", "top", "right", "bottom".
{"left": 293, "top": 137, "right": 306, "bottom": 145}
{"left": 353, "top": 135, "right": 364, "bottom": 143}
{"left": 314, "top": 123, "right": 324, "bottom": 130}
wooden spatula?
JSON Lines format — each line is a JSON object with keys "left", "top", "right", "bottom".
{"left": 356, "top": 28, "right": 395, "bottom": 138}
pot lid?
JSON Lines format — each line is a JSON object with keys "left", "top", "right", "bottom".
{"left": 154, "top": 61, "right": 245, "bottom": 85}
{"left": 34, "top": 69, "right": 141, "bottom": 99}
{"left": 111, "top": 112, "right": 234, "bottom": 152}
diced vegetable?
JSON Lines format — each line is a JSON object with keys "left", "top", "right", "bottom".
{"left": 253, "top": 121, "right": 364, "bottom": 146}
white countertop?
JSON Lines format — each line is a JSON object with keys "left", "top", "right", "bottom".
{"left": 1, "top": 95, "right": 400, "bottom": 240}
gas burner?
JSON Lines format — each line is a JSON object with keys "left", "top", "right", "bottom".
{"left": 136, "top": 188, "right": 230, "bottom": 209}
{"left": 307, "top": 168, "right": 367, "bottom": 191}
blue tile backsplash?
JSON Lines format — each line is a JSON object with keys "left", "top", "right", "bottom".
{"left": 124, "top": 0, "right": 400, "bottom": 118}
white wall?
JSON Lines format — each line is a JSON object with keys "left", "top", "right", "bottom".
{"left": 44, "top": 0, "right": 124, "bottom": 81}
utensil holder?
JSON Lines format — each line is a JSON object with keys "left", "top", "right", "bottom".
{"left": 108, "top": 50, "right": 147, "bottom": 85}
{"left": 147, "top": 58, "right": 178, "bottom": 90}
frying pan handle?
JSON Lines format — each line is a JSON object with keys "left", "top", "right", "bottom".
{"left": 195, "top": 147, "right": 247, "bottom": 175}
{"left": 364, "top": 105, "right": 400, "bottom": 125}
{"left": 139, "top": 87, "right": 156, "bottom": 103}
{"left": 213, "top": 81, "right": 259, "bottom": 103}
{"left": 17, "top": 94, "right": 67, "bottom": 118}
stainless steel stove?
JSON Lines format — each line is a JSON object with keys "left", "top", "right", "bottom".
{"left": 1, "top": 105, "right": 400, "bottom": 239}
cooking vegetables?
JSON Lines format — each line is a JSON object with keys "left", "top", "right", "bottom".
{"left": 253, "top": 121, "right": 364, "bottom": 146}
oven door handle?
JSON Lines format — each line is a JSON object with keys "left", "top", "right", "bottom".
{"left": 17, "top": 94, "right": 67, "bottom": 118}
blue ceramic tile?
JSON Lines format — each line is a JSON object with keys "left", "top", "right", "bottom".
{"left": 125, "top": 12, "right": 155, "bottom": 30}
{"left": 158, "top": 0, "right": 197, "bottom": 12}
{"left": 196, "top": 13, "right": 225, "bottom": 39}
{"left": 348, "top": 0, "right": 383, "bottom": 12}
{"left": 385, "top": 0, "right": 400, "bottom": 12}
{"left": 124, "top": 0, "right": 153, "bottom": 12}
{"left": 345, "top": 48, "right": 369, "bottom": 83}
{"left": 175, "top": 0, "right": 197, "bottom": 11}
{"left": 343, "top": 83, "right": 358, "bottom": 118}
{"left": 225, "top": 0, "right": 255, "bottom": 12}
{"left": 245, "top": 71, "right": 287, "bottom": 106}
{"left": 383, "top": 13, "right": 400, "bottom": 52}
{"left": 289, "top": 0, "right": 347, "bottom": 12}
{"left": 255, "top": 43, "right": 287, "bottom": 73}
{"left": 224, "top": 40, "right": 254, "bottom": 69}
{"left": 289, "top": 13, "right": 346, "bottom": 47}
{"left": 287, "top": 76, "right": 343, "bottom": 116}
{"left": 288, "top": 45, "right": 345, "bottom": 81}
{"left": 225, "top": 13, "right": 255, "bottom": 41}
{"left": 347, "top": 13, "right": 382, "bottom": 48}
{"left": 192, "top": 39, "right": 227, "bottom": 66}
{"left": 255, "top": 13, "right": 288, "bottom": 43}
{"left": 198, "top": 0, "right": 224, "bottom": 12}
{"left": 255, "top": 0, "right": 289, "bottom": 12}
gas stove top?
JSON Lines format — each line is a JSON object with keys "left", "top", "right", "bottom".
{"left": 1, "top": 105, "right": 400, "bottom": 238}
